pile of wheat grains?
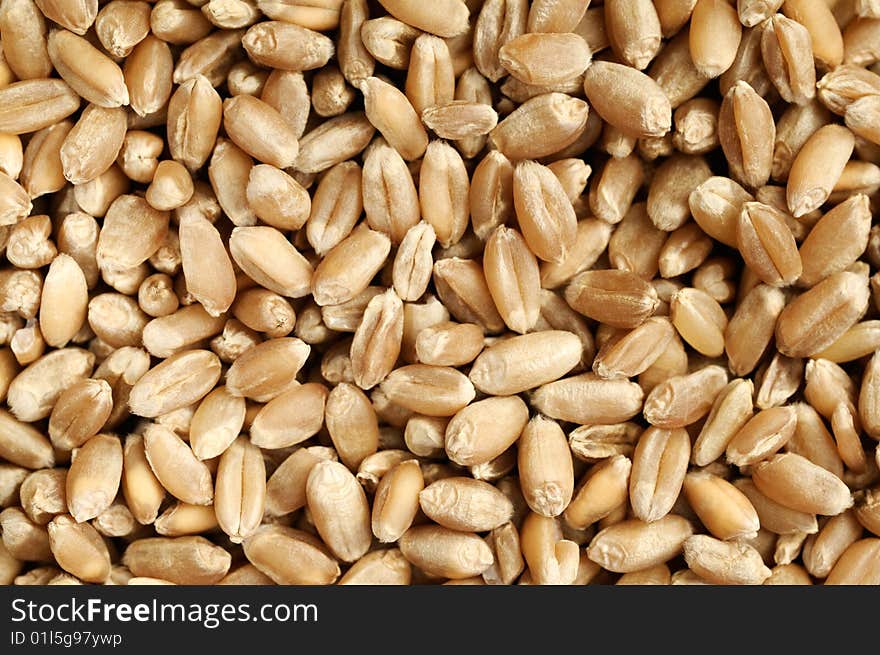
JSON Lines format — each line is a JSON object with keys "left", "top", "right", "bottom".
{"left": 0, "top": 0, "right": 879, "bottom": 587}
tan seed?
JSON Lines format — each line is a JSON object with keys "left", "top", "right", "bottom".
{"left": 649, "top": 29, "right": 710, "bottom": 110}
{"left": 517, "top": 416, "right": 574, "bottom": 518}
{"left": 403, "top": 33, "right": 454, "bottom": 114}
{"left": 242, "top": 20, "right": 334, "bottom": 70}
{"left": 295, "top": 111, "right": 375, "bottom": 174}
{"left": 48, "top": 379, "right": 113, "bottom": 452}
{"left": 563, "top": 455, "right": 631, "bottom": 529}
{"left": 788, "top": 402, "right": 845, "bottom": 479}
{"left": 629, "top": 426, "right": 690, "bottom": 523}
{"left": 0, "top": 0, "right": 52, "bottom": 80}
{"left": 381, "top": 364, "right": 475, "bottom": 416}
{"left": 421, "top": 100, "right": 498, "bottom": 141}
{"left": 121, "top": 434, "right": 165, "bottom": 525}
{"left": 143, "top": 424, "right": 213, "bottom": 506}
{"left": 670, "top": 287, "right": 728, "bottom": 357}
{"left": 415, "top": 321, "right": 484, "bottom": 368}
{"left": 338, "top": 548, "right": 411, "bottom": 586}
{"left": 189, "top": 386, "right": 246, "bottom": 460}
{"left": 306, "top": 161, "right": 363, "bottom": 255}
{"left": 526, "top": 0, "right": 588, "bottom": 33}
{"left": 39, "top": 254, "right": 88, "bottom": 349}
{"left": 336, "top": 0, "right": 373, "bottom": 83}
{"left": 513, "top": 159, "right": 577, "bottom": 264}
{"left": 469, "top": 150, "right": 514, "bottom": 242}
{"left": 0, "top": 506, "right": 52, "bottom": 562}
{"left": 140, "top": 305, "right": 223, "bottom": 358}
{"left": 124, "top": 536, "right": 230, "bottom": 585}
{"left": 214, "top": 437, "right": 265, "bottom": 544}
{"left": 470, "top": 330, "right": 581, "bottom": 396}
{"left": 685, "top": 471, "right": 760, "bottom": 541}
{"left": 124, "top": 35, "right": 173, "bottom": 118}
{"left": 499, "top": 32, "right": 590, "bottom": 86}
{"left": 153, "top": 502, "right": 218, "bottom": 538}
{"left": 688, "top": 175, "right": 753, "bottom": 247}
{"left": 371, "top": 460, "right": 423, "bottom": 543}
{"left": 587, "top": 516, "right": 693, "bottom": 573}
{"left": 859, "top": 350, "right": 880, "bottom": 439}
{"left": 593, "top": 317, "right": 673, "bottom": 381}
{"left": 658, "top": 223, "right": 713, "bottom": 278}
{"left": 647, "top": 154, "right": 714, "bottom": 231}
{"left": 0, "top": 79, "right": 81, "bottom": 136}
{"left": 243, "top": 524, "right": 339, "bottom": 584}
{"left": 399, "top": 525, "right": 494, "bottom": 579}
{"left": 540, "top": 219, "right": 612, "bottom": 290}
{"left": 589, "top": 154, "right": 644, "bottom": 224}
{"left": 230, "top": 226, "right": 313, "bottom": 299}
{"left": 312, "top": 224, "right": 391, "bottom": 306}
{"left": 47, "top": 515, "right": 110, "bottom": 584}
{"left": 617, "top": 563, "right": 672, "bottom": 585}
{"left": 719, "top": 81, "right": 774, "bottom": 188}
{"left": 481, "top": 521, "right": 525, "bottom": 585}
{"left": 816, "top": 321, "right": 880, "bottom": 363}
{"left": 605, "top": 0, "right": 662, "bottom": 70}
{"left": 532, "top": 373, "right": 644, "bottom": 425}
{"left": 683, "top": 535, "right": 771, "bottom": 585}
{"left": 378, "top": 0, "right": 468, "bottom": 37}
{"left": 350, "top": 288, "right": 404, "bottom": 390}
{"left": 692, "top": 378, "right": 755, "bottom": 466}
{"left": 6, "top": 348, "right": 95, "bottom": 422}
{"left": 565, "top": 269, "right": 660, "bottom": 329}
{"left": 752, "top": 452, "right": 853, "bottom": 516}
{"left": 129, "top": 350, "right": 221, "bottom": 417}
{"left": 225, "top": 338, "right": 310, "bottom": 402}
{"left": 725, "top": 284, "right": 787, "bottom": 375}
{"left": 689, "top": 0, "right": 742, "bottom": 78}
{"left": 361, "top": 16, "right": 421, "bottom": 70}
{"left": 583, "top": 61, "right": 671, "bottom": 137}
{"left": 483, "top": 226, "right": 540, "bottom": 334}
{"left": 672, "top": 98, "right": 720, "bottom": 156}
{"left": 325, "top": 382, "right": 379, "bottom": 469}
{"left": 761, "top": 14, "right": 815, "bottom": 106}
{"left": 643, "top": 365, "right": 729, "bottom": 429}
{"left": 178, "top": 213, "right": 236, "bottom": 317}
{"left": 445, "top": 395, "right": 528, "bottom": 466}
{"left": 249, "top": 383, "right": 327, "bottom": 450}
{"left": 60, "top": 104, "right": 127, "bottom": 185}
{"left": 727, "top": 406, "right": 796, "bottom": 466}
{"left": 48, "top": 29, "right": 129, "bottom": 107}
{"left": 150, "top": 0, "right": 212, "bottom": 46}
{"left": 825, "top": 538, "right": 880, "bottom": 585}
{"left": 167, "top": 75, "right": 223, "bottom": 172}
{"left": 830, "top": 403, "right": 866, "bottom": 474}
{"left": 18, "top": 468, "right": 66, "bottom": 526}
{"left": 775, "top": 271, "right": 869, "bottom": 358}
{"left": 418, "top": 140, "right": 469, "bottom": 248}
{"left": 66, "top": 434, "right": 122, "bottom": 523}
{"left": 799, "top": 194, "right": 872, "bottom": 288}
{"left": 489, "top": 92, "right": 590, "bottom": 160}
{"left": 473, "top": 0, "right": 528, "bottom": 82}
{"left": 360, "top": 76, "right": 427, "bottom": 161}
{"left": 357, "top": 450, "right": 416, "bottom": 492}
{"left": 802, "top": 509, "right": 863, "bottom": 578}
{"left": 97, "top": 195, "right": 170, "bottom": 271}
{"left": 146, "top": 160, "right": 194, "bottom": 212}
{"left": 520, "top": 512, "right": 579, "bottom": 584}
{"left": 265, "top": 446, "right": 336, "bottom": 517}
{"left": 419, "top": 477, "right": 513, "bottom": 532}
{"left": 787, "top": 124, "right": 854, "bottom": 218}
{"left": 568, "top": 423, "right": 641, "bottom": 462}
